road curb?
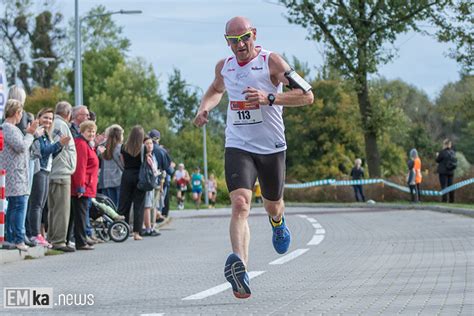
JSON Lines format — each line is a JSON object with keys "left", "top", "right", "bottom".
{"left": 285, "top": 202, "right": 474, "bottom": 218}
{"left": 0, "top": 245, "right": 47, "bottom": 264}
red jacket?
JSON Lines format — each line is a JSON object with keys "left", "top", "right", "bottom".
{"left": 71, "top": 136, "right": 99, "bottom": 197}
{"left": 0, "top": 127, "right": 4, "bottom": 151}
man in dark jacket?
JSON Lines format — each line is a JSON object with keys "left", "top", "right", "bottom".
{"left": 350, "top": 158, "right": 365, "bottom": 202}
{"left": 149, "top": 129, "right": 175, "bottom": 223}
{"left": 436, "top": 139, "right": 457, "bottom": 203}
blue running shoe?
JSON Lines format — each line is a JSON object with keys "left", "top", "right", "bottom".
{"left": 224, "top": 253, "right": 251, "bottom": 299}
{"left": 270, "top": 216, "right": 291, "bottom": 254}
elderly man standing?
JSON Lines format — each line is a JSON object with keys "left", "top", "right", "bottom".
{"left": 48, "top": 101, "right": 77, "bottom": 252}
{"left": 70, "top": 105, "right": 90, "bottom": 138}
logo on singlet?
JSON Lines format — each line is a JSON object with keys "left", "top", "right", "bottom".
{"left": 251, "top": 66, "right": 263, "bottom": 71}
{"left": 236, "top": 72, "right": 249, "bottom": 81}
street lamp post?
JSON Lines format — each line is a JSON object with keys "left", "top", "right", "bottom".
{"left": 14, "top": 57, "right": 56, "bottom": 85}
{"left": 74, "top": 0, "right": 81, "bottom": 106}
{"left": 74, "top": 0, "right": 141, "bottom": 106}
{"left": 186, "top": 84, "right": 209, "bottom": 206}
{"left": 202, "top": 124, "right": 208, "bottom": 206}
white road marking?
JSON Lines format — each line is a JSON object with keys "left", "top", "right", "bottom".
{"left": 307, "top": 235, "right": 325, "bottom": 245}
{"left": 141, "top": 314, "right": 164, "bottom": 316}
{"left": 315, "top": 228, "right": 326, "bottom": 235}
{"left": 312, "top": 223, "right": 322, "bottom": 229}
{"left": 269, "top": 248, "right": 309, "bottom": 265}
{"left": 307, "top": 218, "right": 317, "bottom": 223}
{"left": 297, "top": 214, "right": 308, "bottom": 218}
{"left": 182, "top": 271, "right": 266, "bottom": 300}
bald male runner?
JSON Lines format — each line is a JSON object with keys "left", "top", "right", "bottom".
{"left": 194, "top": 16, "right": 314, "bottom": 298}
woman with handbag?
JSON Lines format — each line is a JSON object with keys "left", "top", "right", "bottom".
{"left": 117, "top": 125, "right": 146, "bottom": 240}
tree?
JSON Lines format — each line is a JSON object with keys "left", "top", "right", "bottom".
{"left": 1, "top": 0, "right": 34, "bottom": 90}
{"left": 30, "top": 10, "right": 64, "bottom": 88}
{"left": 435, "top": 74, "right": 474, "bottom": 162}
{"left": 0, "top": 0, "right": 63, "bottom": 91}
{"left": 285, "top": 78, "right": 364, "bottom": 180}
{"left": 79, "top": 5, "right": 130, "bottom": 53}
{"left": 369, "top": 78, "right": 439, "bottom": 161}
{"left": 166, "top": 68, "right": 200, "bottom": 131}
{"left": 430, "top": 1, "right": 474, "bottom": 73}
{"left": 279, "top": 0, "right": 467, "bottom": 176}
{"left": 23, "top": 86, "right": 67, "bottom": 116}
{"left": 167, "top": 123, "right": 225, "bottom": 179}
{"left": 88, "top": 58, "right": 166, "bottom": 133}
{"left": 60, "top": 4, "right": 130, "bottom": 69}
{"left": 71, "top": 46, "right": 125, "bottom": 107}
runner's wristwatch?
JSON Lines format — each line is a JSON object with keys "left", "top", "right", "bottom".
{"left": 267, "top": 93, "right": 276, "bottom": 106}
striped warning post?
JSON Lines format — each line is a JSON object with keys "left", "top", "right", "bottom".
{"left": 0, "top": 169, "right": 5, "bottom": 244}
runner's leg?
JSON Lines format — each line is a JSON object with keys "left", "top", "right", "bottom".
{"left": 229, "top": 189, "right": 252, "bottom": 266}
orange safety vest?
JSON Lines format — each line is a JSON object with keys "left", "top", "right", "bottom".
{"left": 414, "top": 157, "right": 422, "bottom": 184}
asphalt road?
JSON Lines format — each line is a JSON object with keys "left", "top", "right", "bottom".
{"left": 1, "top": 206, "right": 473, "bottom": 315}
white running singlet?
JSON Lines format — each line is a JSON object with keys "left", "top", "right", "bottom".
{"left": 221, "top": 47, "right": 286, "bottom": 155}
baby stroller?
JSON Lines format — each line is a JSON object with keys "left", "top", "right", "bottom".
{"left": 90, "top": 193, "right": 129, "bottom": 242}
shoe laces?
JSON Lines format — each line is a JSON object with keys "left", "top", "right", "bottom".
{"left": 274, "top": 226, "right": 286, "bottom": 240}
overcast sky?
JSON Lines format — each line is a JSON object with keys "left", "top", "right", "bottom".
{"left": 37, "top": 1, "right": 464, "bottom": 99}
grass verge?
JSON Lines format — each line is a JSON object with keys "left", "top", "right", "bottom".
{"left": 45, "top": 249, "right": 64, "bottom": 256}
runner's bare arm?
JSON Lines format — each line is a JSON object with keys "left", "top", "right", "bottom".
{"left": 243, "top": 53, "right": 314, "bottom": 107}
{"left": 193, "top": 59, "right": 227, "bottom": 127}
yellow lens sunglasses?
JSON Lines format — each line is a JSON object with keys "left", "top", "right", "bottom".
{"left": 225, "top": 30, "right": 253, "bottom": 44}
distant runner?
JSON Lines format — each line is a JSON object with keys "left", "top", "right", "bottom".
{"left": 191, "top": 167, "right": 204, "bottom": 209}
{"left": 174, "top": 163, "right": 190, "bottom": 210}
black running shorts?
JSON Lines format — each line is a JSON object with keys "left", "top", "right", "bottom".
{"left": 224, "top": 147, "right": 286, "bottom": 201}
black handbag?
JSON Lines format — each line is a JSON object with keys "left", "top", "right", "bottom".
{"left": 137, "top": 146, "right": 159, "bottom": 191}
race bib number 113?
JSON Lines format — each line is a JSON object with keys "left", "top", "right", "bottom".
{"left": 230, "top": 101, "right": 263, "bottom": 125}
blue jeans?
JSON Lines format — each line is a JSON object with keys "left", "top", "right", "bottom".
{"left": 102, "top": 187, "right": 120, "bottom": 208}
{"left": 352, "top": 185, "right": 365, "bottom": 202}
{"left": 6, "top": 195, "right": 28, "bottom": 244}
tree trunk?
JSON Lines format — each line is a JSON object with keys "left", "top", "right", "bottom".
{"left": 356, "top": 76, "right": 381, "bottom": 177}
{"left": 362, "top": 124, "right": 381, "bottom": 177}
{"left": 18, "top": 64, "right": 32, "bottom": 94}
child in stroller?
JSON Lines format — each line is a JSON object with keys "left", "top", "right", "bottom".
{"left": 90, "top": 193, "right": 129, "bottom": 242}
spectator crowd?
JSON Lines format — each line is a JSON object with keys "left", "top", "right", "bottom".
{"left": 0, "top": 85, "right": 216, "bottom": 253}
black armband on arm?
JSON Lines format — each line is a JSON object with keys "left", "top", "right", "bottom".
{"left": 284, "top": 69, "right": 312, "bottom": 93}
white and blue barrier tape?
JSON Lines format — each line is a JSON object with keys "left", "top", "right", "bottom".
{"left": 285, "top": 178, "right": 474, "bottom": 197}
{"left": 285, "top": 179, "right": 336, "bottom": 189}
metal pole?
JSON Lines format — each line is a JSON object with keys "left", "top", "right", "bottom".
{"left": 74, "top": 0, "right": 82, "bottom": 106}
{"left": 203, "top": 125, "right": 209, "bottom": 206}
{"left": 73, "top": 8, "right": 141, "bottom": 107}
{"left": 184, "top": 84, "right": 209, "bottom": 206}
